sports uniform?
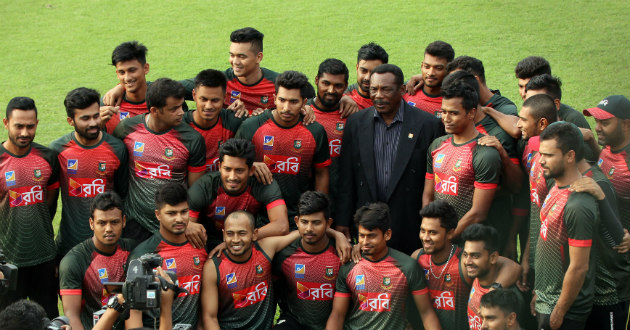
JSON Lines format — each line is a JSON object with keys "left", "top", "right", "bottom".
{"left": 344, "top": 84, "right": 372, "bottom": 110}
{"left": 404, "top": 89, "right": 443, "bottom": 118}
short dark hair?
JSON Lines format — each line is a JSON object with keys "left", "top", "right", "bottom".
{"left": 0, "top": 299, "right": 47, "bottom": 330}
{"left": 522, "top": 94, "right": 558, "bottom": 124}
{"left": 194, "top": 69, "right": 228, "bottom": 92}
{"left": 425, "top": 40, "right": 455, "bottom": 63}
{"left": 371, "top": 64, "right": 404, "bottom": 87}
{"left": 90, "top": 191, "right": 124, "bottom": 218}
{"left": 275, "top": 71, "right": 310, "bottom": 99}
{"left": 419, "top": 200, "right": 458, "bottom": 230}
{"left": 354, "top": 202, "right": 390, "bottom": 233}
{"left": 111, "top": 41, "right": 148, "bottom": 66}
{"left": 461, "top": 224, "right": 499, "bottom": 253}
{"left": 145, "top": 78, "right": 186, "bottom": 111}
{"left": 540, "top": 121, "right": 584, "bottom": 161}
{"left": 514, "top": 56, "right": 551, "bottom": 79}
{"left": 297, "top": 191, "right": 330, "bottom": 219}
{"left": 357, "top": 42, "right": 389, "bottom": 64}
{"left": 64, "top": 87, "right": 100, "bottom": 118}
{"left": 480, "top": 289, "right": 520, "bottom": 319}
{"left": 155, "top": 182, "right": 188, "bottom": 210}
{"left": 225, "top": 210, "right": 255, "bottom": 231}
{"left": 219, "top": 138, "right": 256, "bottom": 167}
{"left": 525, "top": 74, "right": 562, "bottom": 101}
{"left": 446, "top": 56, "right": 485, "bottom": 83}
{"left": 441, "top": 77, "right": 479, "bottom": 112}
{"left": 6, "top": 96, "right": 37, "bottom": 119}
{"left": 230, "top": 27, "right": 264, "bottom": 54}
{"left": 443, "top": 70, "right": 480, "bottom": 101}
{"left": 303, "top": 82, "right": 316, "bottom": 100}
{"left": 317, "top": 58, "right": 349, "bottom": 84}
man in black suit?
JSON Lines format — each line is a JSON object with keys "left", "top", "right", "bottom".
{"left": 337, "top": 64, "right": 444, "bottom": 254}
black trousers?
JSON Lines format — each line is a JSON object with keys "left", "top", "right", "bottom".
{"left": 0, "top": 259, "right": 59, "bottom": 319}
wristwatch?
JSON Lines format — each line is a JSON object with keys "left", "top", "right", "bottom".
{"left": 107, "top": 295, "right": 126, "bottom": 313}
{"left": 490, "top": 282, "right": 503, "bottom": 290}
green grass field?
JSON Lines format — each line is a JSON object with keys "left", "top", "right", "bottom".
{"left": 1, "top": 0, "right": 629, "bottom": 317}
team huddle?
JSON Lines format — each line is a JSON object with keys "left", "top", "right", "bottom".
{"left": 0, "top": 26, "right": 629, "bottom": 330}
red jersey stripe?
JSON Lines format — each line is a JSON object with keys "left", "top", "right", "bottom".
{"left": 412, "top": 288, "right": 428, "bottom": 295}
{"left": 266, "top": 199, "right": 285, "bottom": 210}
{"left": 189, "top": 210, "right": 200, "bottom": 218}
{"left": 425, "top": 173, "right": 435, "bottom": 180}
{"left": 334, "top": 292, "right": 351, "bottom": 298}
{"left": 315, "top": 159, "right": 332, "bottom": 168}
{"left": 188, "top": 165, "right": 206, "bottom": 173}
{"left": 474, "top": 182, "right": 498, "bottom": 190}
{"left": 568, "top": 238, "right": 592, "bottom": 247}
{"left": 60, "top": 289, "right": 82, "bottom": 296}
{"left": 48, "top": 181, "right": 60, "bottom": 190}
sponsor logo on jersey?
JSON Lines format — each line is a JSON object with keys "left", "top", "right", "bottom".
{"left": 9, "top": 185, "right": 44, "bottom": 207}
{"left": 164, "top": 147, "right": 174, "bottom": 160}
{"left": 608, "top": 167, "right": 615, "bottom": 178}
{"left": 434, "top": 153, "right": 445, "bottom": 168}
{"left": 255, "top": 264, "right": 264, "bottom": 277}
{"left": 133, "top": 161, "right": 172, "bottom": 179}
{"left": 165, "top": 258, "right": 177, "bottom": 273}
{"left": 67, "top": 159, "right": 79, "bottom": 174}
{"left": 429, "top": 289, "right": 455, "bottom": 310}
{"left": 336, "top": 122, "right": 344, "bottom": 132}
{"left": 469, "top": 314, "right": 482, "bottom": 330}
{"left": 98, "top": 268, "right": 109, "bottom": 284}
{"left": 469, "top": 286, "right": 475, "bottom": 302}
{"left": 293, "top": 139, "right": 302, "bottom": 151}
{"left": 215, "top": 206, "right": 226, "bottom": 219}
{"left": 453, "top": 159, "right": 462, "bottom": 172}
{"left": 133, "top": 142, "right": 145, "bottom": 157}
{"left": 233, "top": 281, "right": 267, "bottom": 309}
{"left": 294, "top": 264, "right": 305, "bottom": 278}
{"left": 230, "top": 90, "right": 241, "bottom": 103}
{"left": 445, "top": 273, "right": 451, "bottom": 282}
{"left": 193, "top": 256, "right": 201, "bottom": 268}
{"left": 263, "top": 136, "right": 274, "bottom": 150}
{"left": 355, "top": 274, "right": 365, "bottom": 290}
{"left": 178, "top": 274, "right": 201, "bottom": 297}
{"left": 296, "top": 281, "right": 334, "bottom": 301}
{"left": 423, "top": 268, "right": 429, "bottom": 280}
{"left": 407, "top": 101, "right": 416, "bottom": 107}
{"left": 206, "top": 157, "right": 219, "bottom": 172}
{"left": 381, "top": 277, "right": 392, "bottom": 290}
{"left": 33, "top": 169, "right": 42, "bottom": 180}
{"left": 358, "top": 292, "right": 391, "bottom": 312}
{"left": 324, "top": 266, "right": 335, "bottom": 280}
{"left": 597, "top": 158, "right": 604, "bottom": 167}
{"left": 261, "top": 96, "right": 269, "bottom": 104}
{"left": 329, "top": 139, "right": 341, "bottom": 158}
{"left": 120, "top": 111, "right": 130, "bottom": 120}
{"left": 263, "top": 155, "right": 301, "bottom": 175}
{"left": 540, "top": 217, "right": 548, "bottom": 241}
{"left": 98, "top": 161, "right": 107, "bottom": 173}
{"left": 69, "top": 178, "right": 106, "bottom": 198}
{"left": 226, "top": 272, "right": 237, "bottom": 289}
{"left": 527, "top": 153, "right": 534, "bottom": 169}
{"left": 5, "top": 171, "right": 16, "bottom": 187}
{"left": 435, "top": 173, "right": 458, "bottom": 196}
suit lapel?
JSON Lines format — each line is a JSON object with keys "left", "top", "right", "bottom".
{"left": 387, "top": 103, "right": 420, "bottom": 200}
{"left": 359, "top": 110, "right": 378, "bottom": 200}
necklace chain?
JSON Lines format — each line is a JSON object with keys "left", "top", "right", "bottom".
{"left": 429, "top": 244, "right": 456, "bottom": 279}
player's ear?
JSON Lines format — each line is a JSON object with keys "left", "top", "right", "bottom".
{"left": 553, "top": 98, "right": 561, "bottom": 111}
{"left": 89, "top": 217, "right": 95, "bottom": 231}
{"left": 490, "top": 250, "right": 499, "bottom": 264}
{"left": 192, "top": 88, "right": 197, "bottom": 100}
{"left": 294, "top": 216, "right": 299, "bottom": 227}
{"left": 2, "top": 118, "right": 8, "bottom": 128}
{"left": 507, "top": 311, "right": 517, "bottom": 326}
{"left": 154, "top": 209, "right": 160, "bottom": 222}
{"left": 256, "top": 51, "right": 263, "bottom": 64}
{"left": 469, "top": 107, "right": 477, "bottom": 120}
{"left": 446, "top": 228, "right": 456, "bottom": 241}
{"left": 252, "top": 228, "right": 259, "bottom": 241}
{"left": 315, "top": 76, "right": 319, "bottom": 85}
{"left": 149, "top": 106, "right": 159, "bottom": 114}
{"left": 144, "top": 62, "right": 150, "bottom": 75}
{"left": 384, "top": 229, "right": 392, "bottom": 241}
{"left": 327, "top": 218, "right": 333, "bottom": 228}
{"left": 66, "top": 116, "right": 74, "bottom": 127}
{"left": 122, "top": 215, "right": 127, "bottom": 229}
{"left": 566, "top": 149, "right": 576, "bottom": 164}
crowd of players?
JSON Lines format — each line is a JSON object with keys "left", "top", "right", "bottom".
{"left": 0, "top": 26, "right": 629, "bottom": 330}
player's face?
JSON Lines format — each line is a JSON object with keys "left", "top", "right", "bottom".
{"left": 358, "top": 225, "right": 391, "bottom": 260}
{"left": 90, "top": 208, "right": 125, "bottom": 247}
{"left": 193, "top": 85, "right": 225, "bottom": 123}
{"left": 3, "top": 109, "right": 38, "bottom": 150}
{"left": 229, "top": 42, "right": 262, "bottom": 78}
{"left": 462, "top": 241, "right": 493, "bottom": 279}
{"left": 419, "top": 217, "right": 449, "bottom": 255}
{"left": 156, "top": 201, "right": 189, "bottom": 236}
{"left": 516, "top": 106, "right": 539, "bottom": 140}
{"left": 480, "top": 306, "right": 511, "bottom": 330}
{"left": 595, "top": 117, "right": 626, "bottom": 147}
{"left": 539, "top": 138, "right": 569, "bottom": 179}
{"left": 442, "top": 97, "right": 475, "bottom": 135}
{"left": 154, "top": 97, "right": 185, "bottom": 127}
{"left": 69, "top": 102, "right": 101, "bottom": 142}
{"left": 356, "top": 59, "right": 384, "bottom": 93}
{"left": 421, "top": 54, "right": 448, "bottom": 88}
{"left": 275, "top": 87, "right": 305, "bottom": 126}
{"left": 295, "top": 211, "right": 331, "bottom": 246}
{"left": 315, "top": 73, "right": 347, "bottom": 109}
{"left": 115, "top": 59, "right": 149, "bottom": 94}
{"left": 223, "top": 215, "right": 256, "bottom": 258}
{"left": 219, "top": 155, "right": 252, "bottom": 194}
{"left": 370, "top": 72, "right": 404, "bottom": 117}
{"left": 518, "top": 78, "right": 530, "bottom": 101}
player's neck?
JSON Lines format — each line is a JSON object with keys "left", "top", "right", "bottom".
{"left": 301, "top": 236, "right": 330, "bottom": 254}
{"left": 146, "top": 113, "right": 173, "bottom": 133}
{"left": 357, "top": 85, "right": 370, "bottom": 98}
{"left": 473, "top": 105, "right": 486, "bottom": 123}
{"left": 577, "top": 159, "right": 591, "bottom": 173}
{"left": 271, "top": 110, "right": 300, "bottom": 128}
{"left": 239, "top": 67, "right": 264, "bottom": 85}
{"left": 477, "top": 266, "right": 497, "bottom": 287}
{"left": 92, "top": 236, "right": 117, "bottom": 254}
{"left": 610, "top": 134, "right": 630, "bottom": 152}
{"left": 423, "top": 84, "right": 441, "bottom": 96}
{"left": 431, "top": 242, "right": 454, "bottom": 264}
{"left": 193, "top": 110, "right": 220, "bottom": 129}
{"left": 74, "top": 131, "right": 102, "bottom": 147}
{"left": 365, "top": 246, "right": 388, "bottom": 262}
{"left": 125, "top": 82, "right": 147, "bottom": 103}
{"left": 227, "top": 247, "right": 253, "bottom": 263}
{"left": 478, "top": 85, "right": 494, "bottom": 105}
{"left": 453, "top": 125, "right": 479, "bottom": 144}
{"left": 2, "top": 140, "right": 30, "bottom": 156}
{"left": 160, "top": 228, "right": 187, "bottom": 245}
{"left": 554, "top": 166, "right": 582, "bottom": 187}
{"left": 313, "top": 96, "right": 340, "bottom": 112}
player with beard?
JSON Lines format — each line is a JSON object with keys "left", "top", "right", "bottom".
{"left": 345, "top": 43, "right": 388, "bottom": 110}
{"left": 51, "top": 87, "right": 128, "bottom": 257}
{"left": 479, "top": 289, "right": 525, "bottom": 330}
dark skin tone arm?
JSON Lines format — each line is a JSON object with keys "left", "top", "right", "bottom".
{"left": 452, "top": 188, "right": 496, "bottom": 239}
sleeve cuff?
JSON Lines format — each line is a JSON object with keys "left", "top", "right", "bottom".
{"left": 188, "top": 165, "right": 206, "bottom": 173}
{"left": 189, "top": 210, "right": 200, "bottom": 219}
{"left": 474, "top": 182, "right": 498, "bottom": 190}
{"left": 315, "top": 159, "right": 332, "bottom": 168}
{"left": 568, "top": 238, "right": 592, "bottom": 247}
{"left": 510, "top": 158, "right": 520, "bottom": 165}
{"left": 425, "top": 173, "right": 434, "bottom": 180}
{"left": 412, "top": 288, "right": 429, "bottom": 295}
{"left": 60, "top": 289, "right": 82, "bottom": 296}
{"left": 334, "top": 292, "right": 351, "bottom": 298}
{"left": 47, "top": 181, "right": 60, "bottom": 190}
{"left": 266, "top": 199, "right": 286, "bottom": 211}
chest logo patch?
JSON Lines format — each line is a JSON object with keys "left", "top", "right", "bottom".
{"left": 453, "top": 159, "right": 462, "bottom": 172}
{"left": 133, "top": 142, "right": 145, "bottom": 157}
{"left": 295, "top": 264, "right": 305, "bottom": 278}
{"left": 33, "top": 169, "right": 42, "bottom": 180}
{"left": 230, "top": 91, "right": 241, "bottom": 103}
{"left": 67, "top": 159, "right": 78, "bottom": 174}
{"left": 263, "top": 136, "right": 274, "bottom": 150}
{"left": 5, "top": 171, "right": 16, "bottom": 187}
{"left": 165, "top": 258, "right": 177, "bottom": 273}
{"left": 226, "top": 272, "right": 237, "bottom": 289}
{"left": 261, "top": 96, "right": 269, "bottom": 104}
{"left": 434, "top": 154, "right": 445, "bottom": 168}
{"left": 98, "top": 268, "right": 109, "bottom": 283}
{"left": 355, "top": 274, "right": 365, "bottom": 290}
{"left": 164, "top": 147, "right": 174, "bottom": 160}
{"left": 324, "top": 266, "right": 335, "bottom": 280}
{"left": 98, "top": 161, "right": 107, "bottom": 173}
{"left": 120, "top": 111, "right": 130, "bottom": 120}
{"left": 381, "top": 277, "right": 392, "bottom": 290}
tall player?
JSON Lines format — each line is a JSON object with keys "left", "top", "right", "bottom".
{"left": 345, "top": 43, "right": 388, "bottom": 110}
{"left": 113, "top": 78, "right": 206, "bottom": 242}
{"left": 0, "top": 97, "right": 60, "bottom": 318}
{"left": 51, "top": 87, "right": 128, "bottom": 257}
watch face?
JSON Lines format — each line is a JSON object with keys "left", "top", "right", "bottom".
{"left": 108, "top": 295, "right": 117, "bottom": 306}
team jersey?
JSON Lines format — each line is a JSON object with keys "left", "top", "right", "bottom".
{"left": 335, "top": 248, "right": 428, "bottom": 330}
{"left": 0, "top": 143, "right": 59, "bottom": 267}
{"left": 534, "top": 185, "right": 598, "bottom": 322}
{"left": 525, "top": 136, "right": 551, "bottom": 268}
{"left": 483, "top": 90, "right": 518, "bottom": 116}
{"left": 50, "top": 132, "right": 128, "bottom": 257}
{"left": 129, "top": 234, "right": 207, "bottom": 327}
{"left": 308, "top": 99, "right": 346, "bottom": 218}
{"left": 415, "top": 247, "right": 470, "bottom": 330}
{"left": 403, "top": 89, "right": 442, "bottom": 118}
{"left": 104, "top": 95, "right": 147, "bottom": 134}
{"left": 187, "top": 171, "right": 285, "bottom": 243}
{"left": 467, "top": 279, "right": 524, "bottom": 330}
{"left": 59, "top": 238, "right": 136, "bottom": 330}
{"left": 113, "top": 114, "right": 206, "bottom": 233}
{"left": 426, "top": 134, "right": 501, "bottom": 220}
{"left": 598, "top": 143, "right": 630, "bottom": 230}
{"left": 558, "top": 103, "right": 597, "bottom": 161}
{"left": 273, "top": 238, "right": 341, "bottom": 330}
{"left": 213, "top": 242, "right": 274, "bottom": 330}
{"left": 235, "top": 110, "right": 331, "bottom": 222}
{"left": 344, "top": 84, "right": 373, "bottom": 110}
{"left": 182, "top": 109, "right": 244, "bottom": 172}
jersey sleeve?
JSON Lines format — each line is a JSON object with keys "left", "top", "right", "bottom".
{"left": 235, "top": 112, "right": 269, "bottom": 141}
{"left": 59, "top": 252, "right": 84, "bottom": 295}
{"left": 407, "top": 260, "right": 428, "bottom": 295}
{"left": 186, "top": 130, "right": 207, "bottom": 171}
{"left": 187, "top": 173, "right": 218, "bottom": 219}
{"left": 564, "top": 192, "right": 598, "bottom": 247}
{"left": 308, "top": 123, "right": 331, "bottom": 167}
{"left": 222, "top": 109, "right": 246, "bottom": 133}
{"left": 595, "top": 178, "right": 624, "bottom": 246}
{"left": 472, "top": 144, "right": 502, "bottom": 189}
{"left": 252, "top": 179, "right": 285, "bottom": 211}
{"left": 425, "top": 137, "right": 443, "bottom": 178}
{"left": 127, "top": 236, "right": 159, "bottom": 266}
{"left": 109, "top": 135, "right": 130, "bottom": 199}
{"left": 334, "top": 262, "right": 353, "bottom": 296}
{"left": 38, "top": 144, "right": 60, "bottom": 189}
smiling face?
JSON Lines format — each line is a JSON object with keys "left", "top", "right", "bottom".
{"left": 229, "top": 42, "right": 262, "bottom": 78}
{"left": 115, "top": 59, "right": 149, "bottom": 94}
{"left": 419, "top": 217, "right": 450, "bottom": 255}
{"left": 356, "top": 59, "right": 384, "bottom": 94}
{"left": 462, "top": 240, "right": 493, "bottom": 279}
{"left": 223, "top": 213, "right": 257, "bottom": 260}
{"left": 193, "top": 85, "right": 225, "bottom": 125}
{"left": 90, "top": 208, "right": 125, "bottom": 248}
{"left": 358, "top": 225, "right": 391, "bottom": 261}
{"left": 69, "top": 102, "right": 101, "bottom": 142}
{"left": 595, "top": 117, "right": 626, "bottom": 148}
{"left": 219, "top": 155, "right": 252, "bottom": 195}
{"left": 3, "top": 109, "right": 38, "bottom": 152}
{"left": 421, "top": 54, "right": 448, "bottom": 89}
{"left": 516, "top": 105, "right": 540, "bottom": 140}
{"left": 441, "top": 97, "right": 475, "bottom": 135}
{"left": 315, "top": 72, "right": 347, "bottom": 109}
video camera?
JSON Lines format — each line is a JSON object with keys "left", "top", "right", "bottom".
{"left": 44, "top": 315, "right": 70, "bottom": 330}
{"left": 0, "top": 249, "right": 18, "bottom": 294}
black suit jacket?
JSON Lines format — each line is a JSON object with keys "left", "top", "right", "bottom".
{"left": 337, "top": 102, "right": 444, "bottom": 254}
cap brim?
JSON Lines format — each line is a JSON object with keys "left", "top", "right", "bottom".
{"left": 583, "top": 107, "right": 614, "bottom": 120}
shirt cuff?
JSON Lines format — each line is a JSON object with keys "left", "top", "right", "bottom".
{"left": 266, "top": 199, "right": 286, "bottom": 211}
{"left": 315, "top": 159, "right": 332, "bottom": 168}
{"left": 60, "top": 289, "right": 82, "bottom": 296}
{"left": 188, "top": 165, "right": 206, "bottom": 173}
{"left": 474, "top": 181, "right": 498, "bottom": 190}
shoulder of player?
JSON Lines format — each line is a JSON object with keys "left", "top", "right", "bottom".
{"left": 49, "top": 132, "right": 74, "bottom": 151}
{"left": 220, "top": 108, "right": 247, "bottom": 127}
{"left": 60, "top": 239, "right": 93, "bottom": 270}
{"left": 387, "top": 248, "right": 416, "bottom": 268}
{"left": 190, "top": 171, "right": 221, "bottom": 193}
{"left": 567, "top": 190, "right": 598, "bottom": 209}
{"left": 118, "top": 238, "right": 139, "bottom": 252}
{"left": 129, "top": 234, "right": 161, "bottom": 259}
{"left": 302, "top": 120, "right": 327, "bottom": 136}
{"left": 430, "top": 134, "right": 451, "bottom": 150}
{"left": 241, "top": 110, "right": 272, "bottom": 130}
{"left": 30, "top": 142, "right": 59, "bottom": 163}
{"left": 404, "top": 102, "right": 441, "bottom": 124}
{"left": 345, "top": 83, "right": 358, "bottom": 93}
{"left": 113, "top": 114, "right": 144, "bottom": 138}
{"left": 261, "top": 67, "right": 279, "bottom": 82}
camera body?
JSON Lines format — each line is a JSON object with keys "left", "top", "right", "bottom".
{"left": 0, "top": 249, "right": 18, "bottom": 294}
{"left": 46, "top": 316, "right": 70, "bottom": 330}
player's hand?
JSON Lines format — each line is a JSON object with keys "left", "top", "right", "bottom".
{"left": 333, "top": 231, "right": 352, "bottom": 264}
{"left": 99, "top": 106, "right": 119, "bottom": 126}
{"left": 185, "top": 222, "right": 207, "bottom": 249}
{"left": 549, "top": 306, "right": 564, "bottom": 330}
{"left": 103, "top": 84, "right": 125, "bottom": 106}
{"left": 252, "top": 162, "right": 273, "bottom": 185}
{"left": 300, "top": 104, "right": 316, "bottom": 125}
{"left": 517, "top": 259, "right": 530, "bottom": 292}
{"left": 480, "top": 106, "right": 494, "bottom": 115}
{"left": 614, "top": 229, "right": 630, "bottom": 254}
{"left": 351, "top": 243, "right": 362, "bottom": 264}
{"left": 250, "top": 108, "right": 265, "bottom": 116}
{"left": 405, "top": 74, "right": 423, "bottom": 95}
{"left": 335, "top": 225, "right": 350, "bottom": 241}
{"left": 209, "top": 242, "right": 227, "bottom": 257}
{"left": 477, "top": 135, "right": 507, "bottom": 157}
{"left": 227, "top": 99, "right": 248, "bottom": 118}
{"left": 569, "top": 177, "right": 605, "bottom": 200}
{"left": 530, "top": 292, "right": 537, "bottom": 316}
{"left": 579, "top": 127, "right": 595, "bottom": 142}
{"left": 339, "top": 95, "right": 359, "bottom": 118}
{"left": 155, "top": 267, "right": 176, "bottom": 305}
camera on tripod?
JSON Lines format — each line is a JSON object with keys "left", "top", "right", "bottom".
{"left": 0, "top": 249, "right": 18, "bottom": 294}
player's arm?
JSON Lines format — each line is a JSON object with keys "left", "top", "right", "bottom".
{"left": 125, "top": 309, "right": 144, "bottom": 329}
{"left": 92, "top": 294, "right": 125, "bottom": 330}
{"left": 187, "top": 170, "right": 204, "bottom": 187}
{"left": 551, "top": 245, "right": 590, "bottom": 328}
{"left": 102, "top": 84, "right": 125, "bottom": 106}
{"left": 314, "top": 166, "right": 329, "bottom": 195}
{"left": 258, "top": 230, "right": 302, "bottom": 259}
{"left": 518, "top": 235, "right": 532, "bottom": 292}
{"left": 201, "top": 260, "right": 221, "bottom": 330}
{"left": 156, "top": 267, "right": 176, "bottom": 330}
{"left": 325, "top": 295, "right": 350, "bottom": 330}
{"left": 256, "top": 203, "right": 289, "bottom": 239}
{"left": 61, "top": 295, "right": 84, "bottom": 330}
{"left": 338, "top": 95, "right": 359, "bottom": 118}
{"left": 481, "top": 106, "right": 521, "bottom": 139}
{"left": 579, "top": 127, "right": 601, "bottom": 159}
{"left": 453, "top": 187, "right": 496, "bottom": 239}
{"left": 422, "top": 176, "right": 435, "bottom": 207}
{"left": 186, "top": 181, "right": 209, "bottom": 249}
{"left": 405, "top": 74, "right": 424, "bottom": 95}
{"left": 46, "top": 187, "right": 59, "bottom": 220}
{"left": 477, "top": 135, "right": 523, "bottom": 193}
{"left": 413, "top": 292, "right": 442, "bottom": 330}
{"left": 495, "top": 256, "right": 522, "bottom": 288}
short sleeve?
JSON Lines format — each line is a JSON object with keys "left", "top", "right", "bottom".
{"left": 564, "top": 192, "right": 598, "bottom": 247}
{"left": 407, "top": 260, "right": 428, "bottom": 294}
{"left": 187, "top": 173, "right": 218, "bottom": 216}
{"left": 252, "top": 179, "right": 284, "bottom": 210}
{"left": 309, "top": 123, "right": 331, "bottom": 167}
{"left": 473, "top": 145, "right": 502, "bottom": 187}
{"left": 59, "top": 253, "right": 84, "bottom": 294}
{"left": 334, "top": 262, "right": 352, "bottom": 295}
{"left": 186, "top": 131, "right": 206, "bottom": 170}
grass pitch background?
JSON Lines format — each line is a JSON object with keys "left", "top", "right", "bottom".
{"left": 1, "top": 0, "right": 629, "bottom": 315}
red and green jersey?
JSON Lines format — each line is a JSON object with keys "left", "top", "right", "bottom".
{"left": 0, "top": 143, "right": 59, "bottom": 267}
{"left": 526, "top": 137, "right": 552, "bottom": 268}
{"left": 274, "top": 238, "right": 341, "bottom": 330}
{"left": 534, "top": 185, "right": 598, "bottom": 321}
{"left": 403, "top": 89, "right": 443, "bottom": 118}
{"left": 426, "top": 134, "right": 501, "bottom": 220}
{"left": 59, "top": 238, "right": 136, "bottom": 330}
{"left": 598, "top": 144, "right": 630, "bottom": 230}
{"left": 113, "top": 114, "right": 206, "bottom": 233}
{"left": 467, "top": 279, "right": 524, "bottom": 330}
{"left": 183, "top": 109, "right": 244, "bottom": 172}
{"left": 235, "top": 110, "right": 331, "bottom": 221}
{"left": 415, "top": 247, "right": 470, "bottom": 330}
{"left": 104, "top": 96, "right": 147, "bottom": 134}
{"left": 335, "top": 248, "right": 428, "bottom": 330}
{"left": 187, "top": 171, "right": 285, "bottom": 244}
{"left": 483, "top": 90, "right": 518, "bottom": 116}
{"left": 129, "top": 234, "right": 207, "bottom": 328}
{"left": 344, "top": 84, "right": 373, "bottom": 110}
{"left": 213, "top": 242, "right": 274, "bottom": 330}
{"left": 50, "top": 132, "right": 128, "bottom": 257}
